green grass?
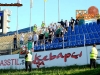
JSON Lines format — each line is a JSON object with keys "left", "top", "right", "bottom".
{"left": 0, "top": 65, "right": 100, "bottom": 75}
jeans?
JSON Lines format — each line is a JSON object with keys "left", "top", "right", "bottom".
{"left": 90, "top": 59, "right": 96, "bottom": 69}
{"left": 25, "top": 61, "right": 32, "bottom": 72}
{"left": 20, "top": 40, "right": 24, "bottom": 45}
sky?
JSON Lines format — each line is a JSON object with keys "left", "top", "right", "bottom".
{"left": 0, "top": 0, "right": 100, "bottom": 32}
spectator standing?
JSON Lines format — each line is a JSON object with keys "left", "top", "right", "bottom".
{"left": 90, "top": 44, "right": 98, "bottom": 69}
{"left": 44, "top": 28, "right": 49, "bottom": 44}
{"left": 33, "top": 32, "right": 39, "bottom": 45}
{"left": 60, "top": 26, "right": 65, "bottom": 37}
{"left": 49, "top": 23, "right": 53, "bottom": 31}
{"left": 55, "top": 26, "right": 61, "bottom": 37}
{"left": 28, "top": 33, "right": 32, "bottom": 41}
{"left": 20, "top": 33, "right": 24, "bottom": 46}
{"left": 70, "top": 17, "right": 75, "bottom": 31}
{"left": 27, "top": 33, "right": 33, "bottom": 51}
{"left": 75, "top": 18, "right": 79, "bottom": 25}
{"left": 53, "top": 23, "right": 57, "bottom": 36}
{"left": 39, "top": 30, "right": 44, "bottom": 45}
{"left": 48, "top": 26, "right": 50, "bottom": 33}
{"left": 13, "top": 33, "right": 17, "bottom": 50}
{"left": 64, "top": 20, "right": 69, "bottom": 32}
{"left": 48, "top": 28, "right": 54, "bottom": 43}
{"left": 41, "top": 21, "right": 45, "bottom": 29}
{"left": 53, "top": 23, "right": 57, "bottom": 32}
{"left": 97, "top": 18, "right": 100, "bottom": 25}
{"left": 33, "top": 24, "right": 37, "bottom": 33}
{"left": 58, "top": 19, "right": 65, "bottom": 27}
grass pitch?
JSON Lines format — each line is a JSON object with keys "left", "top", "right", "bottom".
{"left": 0, "top": 65, "right": 100, "bottom": 75}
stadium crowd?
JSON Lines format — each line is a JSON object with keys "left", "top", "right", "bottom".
{"left": 13, "top": 17, "right": 80, "bottom": 50}
{"left": 32, "top": 17, "right": 80, "bottom": 45}
{"left": 13, "top": 17, "right": 100, "bottom": 50}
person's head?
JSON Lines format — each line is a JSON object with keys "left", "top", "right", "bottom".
{"left": 50, "top": 23, "right": 52, "bottom": 26}
{"left": 14, "top": 32, "right": 16, "bottom": 35}
{"left": 42, "top": 21, "right": 44, "bottom": 23}
{"left": 61, "top": 19, "right": 63, "bottom": 21}
{"left": 46, "top": 28, "right": 48, "bottom": 31}
{"left": 65, "top": 20, "right": 67, "bottom": 22}
{"left": 71, "top": 17, "right": 73, "bottom": 19}
{"left": 93, "top": 44, "right": 96, "bottom": 47}
{"left": 34, "top": 24, "right": 36, "bottom": 26}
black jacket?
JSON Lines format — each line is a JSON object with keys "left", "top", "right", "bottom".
{"left": 58, "top": 21, "right": 64, "bottom": 27}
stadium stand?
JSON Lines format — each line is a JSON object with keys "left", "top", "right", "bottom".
{"left": 6, "top": 27, "right": 33, "bottom": 36}
{"left": 0, "top": 22, "right": 100, "bottom": 54}
{"left": 34, "top": 22, "right": 100, "bottom": 51}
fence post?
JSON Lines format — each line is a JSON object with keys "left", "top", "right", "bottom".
{"left": 84, "top": 34, "right": 88, "bottom": 64}
{"left": 84, "top": 34, "right": 85, "bottom": 47}
{"left": 44, "top": 38, "right": 45, "bottom": 51}
{"left": 63, "top": 36, "right": 64, "bottom": 49}
{"left": 11, "top": 43, "right": 12, "bottom": 55}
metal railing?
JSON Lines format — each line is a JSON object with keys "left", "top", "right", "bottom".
{"left": 0, "top": 43, "right": 12, "bottom": 55}
{"left": 0, "top": 31, "right": 100, "bottom": 55}
{"left": 30, "top": 32, "right": 100, "bottom": 51}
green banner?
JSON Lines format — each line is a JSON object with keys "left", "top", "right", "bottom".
{"left": 27, "top": 41, "right": 33, "bottom": 55}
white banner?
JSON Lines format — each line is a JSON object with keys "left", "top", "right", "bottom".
{"left": 0, "top": 45, "right": 100, "bottom": 69}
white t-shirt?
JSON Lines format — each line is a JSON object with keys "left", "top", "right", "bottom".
{"left": 20, "top": 34, "right": 24, "bottom": 41}
{"left": 54, "top": 25, "right": 57, "bottom": 31}
{"left": 50, "top": 25, "right": 53, "bottom": 29}
{"left": 66, "top": 21, "right": 69, "bottom": 27}
{"left": 28, "top": 34, "right": 32, "bottom": 40}
{"left": 32, "top": 42, "right": 34, "bottom": 49}
{"left": 33, "top": 34, "right": 38, "bottom": 41}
